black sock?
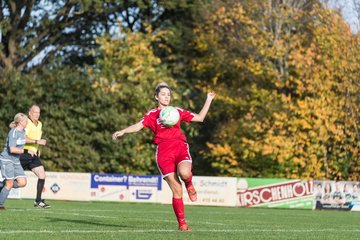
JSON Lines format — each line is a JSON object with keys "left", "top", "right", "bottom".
{"left": 36, "top": 179, "right": 45, "bottom": 202}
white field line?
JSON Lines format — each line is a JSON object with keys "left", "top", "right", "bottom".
{"left": 8, "top": 209, "right": 225, "bottom": 225}
{"left": 7, "top": 209, "right": 292, "bottom": 226}
{"left": 11, "top": 208, "right": 324, "bottom": 219}
{"left": 0, "top": 229, "right": 360, "bottom": 234}
{"left": 8, "top": 208, "right": 306, "bottom": 219}
{"left": 10, "top": 208, "right": 170, "bottom": 214}
{"left": 9, "top": 208, "right": 276, "bottom": 217}
{"left": 10, "top": 210, "right": 118, "bottom": 219}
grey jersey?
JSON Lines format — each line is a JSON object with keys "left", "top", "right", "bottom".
{"left": 0, "top": 128, "right": 26, "bottom": 163}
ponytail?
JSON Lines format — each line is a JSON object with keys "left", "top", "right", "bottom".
{"left": 9, "top": 121, "right": 17, "bottom": 128}
{"left": 9, "top": 113, "right": 27, "bottom": 128}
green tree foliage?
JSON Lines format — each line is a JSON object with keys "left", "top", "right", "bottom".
{"left": 0, "top": 24, "right": 184, "bottom": 174}
{"left": 0, "top": 0, "right": 211, "bottom": 175}
{"left": 0, "top": 67, "right": 156, "bottom": 174}
{"left": 90, "top": 26, "right": 191, "bottom": 174}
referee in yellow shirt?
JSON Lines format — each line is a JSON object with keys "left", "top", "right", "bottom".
{"left": 20, "top": 105, "right": 51, "bottom": 208}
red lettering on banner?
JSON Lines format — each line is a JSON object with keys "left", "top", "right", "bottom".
{"left": 237, "top": 180, "right": 313, "bottom": 207}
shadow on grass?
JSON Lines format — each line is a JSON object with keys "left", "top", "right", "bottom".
{"left": 45, "top": 217, "right": 133, "bottom": 228}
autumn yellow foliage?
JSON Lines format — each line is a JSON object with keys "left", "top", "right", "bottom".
{"left": 193, "top": 1, "right": 360, "bottom": 180}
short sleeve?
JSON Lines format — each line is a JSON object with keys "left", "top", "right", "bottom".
{"left": 141, "top": 109, "right": 158, "bottom": 130}
{"left": 8, "top": 130, "right": 17, "bottom": 147}
{"left": 141, "top": 114, "right": 151, "bottom": 128}
{"left": 178, "top": 108, "right": 195, "bottom": 123}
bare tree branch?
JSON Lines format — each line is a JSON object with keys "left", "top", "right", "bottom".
{"left": 18, "top": 27, "right": 82, "bottom": 70}
{"left": 27, "top": 44, "right": 65, "bottom": 74}
{"left": 17, "top": 0, "right": 35, "bottom": 31}
{"left": 0, "top": 49, "right": 12, "bottom": 68}
{"left": 0, "top": 0, "right": 167, "bottom": 71}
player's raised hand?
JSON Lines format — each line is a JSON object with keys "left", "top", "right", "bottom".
{"left": 207, "top": 91, "right": 216, "bottom": 100}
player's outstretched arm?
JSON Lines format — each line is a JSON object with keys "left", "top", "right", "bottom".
{"left": 191, "top": 91, "right": 216, "bottom": 122}
{"left": 112, "top": 121, "right": 144, "bottom": 140}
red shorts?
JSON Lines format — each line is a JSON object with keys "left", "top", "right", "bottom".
{"left": 156, "top": 140, "right": 192, "bottom": 177}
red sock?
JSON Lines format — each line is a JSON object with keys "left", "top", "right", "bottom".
{"left": 183, "top": 174, "right": 193, "bottom": 188}
{"left": 172, "top": 197, "right": 186, "bottom": 227}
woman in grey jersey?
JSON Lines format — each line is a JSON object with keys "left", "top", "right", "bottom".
{"left": 0, "top": 113, "right": 36, "bottom": 210}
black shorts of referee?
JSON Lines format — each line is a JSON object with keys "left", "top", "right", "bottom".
{"left": 20, "top": 152, "right": 43, "bottom": 170}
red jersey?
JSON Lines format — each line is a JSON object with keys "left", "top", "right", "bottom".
{"left": 141, "top": 107, "right": 195, "bottom": 144}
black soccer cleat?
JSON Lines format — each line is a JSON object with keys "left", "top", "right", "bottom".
{"left": 34, "top": 199, "right": 51, "bottom": 209}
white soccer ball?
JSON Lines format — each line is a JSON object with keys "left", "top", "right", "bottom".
{"left": 159, "top": 106, "right": 180, "bottom": 126}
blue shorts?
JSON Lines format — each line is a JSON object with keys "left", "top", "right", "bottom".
{"left": 0, "top": 159, "right": 26, "bottom": 180}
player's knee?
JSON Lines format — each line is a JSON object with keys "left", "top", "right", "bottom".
{"left": 17, "top": 181, "right": 27, "bottom": 188}
{"left": 178, "top": 171, "right": 191, "bottom": 181}
{"left": 5, "top": 180, "right": 14, "bottom": 188}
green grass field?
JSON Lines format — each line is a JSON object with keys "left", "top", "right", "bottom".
{"left": 0, "top": 199, "right": 359, "bottom": 240}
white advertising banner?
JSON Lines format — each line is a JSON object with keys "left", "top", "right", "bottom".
{"left": 160, "top": 176, "right": 237, "bottom": 207}
{"left": 89, "top": 174, "right": 162, "bottom": 203}
{"left": 10, "top": 171, "right": 91, "bottom": 201}
{"left": 8, "top": 188, "right": 21, "bottom": 199}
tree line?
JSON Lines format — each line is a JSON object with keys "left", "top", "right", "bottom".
{"left": 0, "top": 0, "right": 359, "bottom": 180}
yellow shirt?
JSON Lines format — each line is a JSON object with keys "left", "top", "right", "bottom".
{"left": 24, "top": 119, "right": 43, "bottom": 152}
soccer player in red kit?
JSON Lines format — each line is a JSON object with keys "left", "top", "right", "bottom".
{"left": 112, "top": 82, "right": 216, "bottom": 232}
